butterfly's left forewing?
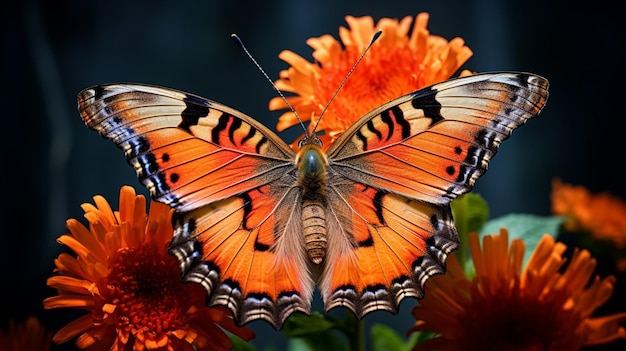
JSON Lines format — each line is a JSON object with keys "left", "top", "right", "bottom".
{"left": 78, "top": 84, "right": 296, "bottom": 212}
{"left": 321, "top": 72, "right": 548, "bottom": 316}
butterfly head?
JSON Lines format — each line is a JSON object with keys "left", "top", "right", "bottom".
{"left": 298, "top": 133, "right": 323, "bottom": 149}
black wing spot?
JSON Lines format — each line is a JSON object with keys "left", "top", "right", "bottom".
{"left": 373, "top": 190, "right": 387, "bottom": 225}
{"left": 454, "top": 146, "right": 463, "bottom": 155}
{"left": 241, "top": 126, "right": 257, "bottom": 145}
{"left": 412, "top": 256, "right": 425, "bottom": 270}
{"left": 391, "top": 275, "right": 410, "bottom": 285}
{"left": 228, "top": 117, "right": 243, "bottom": 145}
{"left": 412, "top": 88, "right": 444, "bottom": 127}
{"left": 138, "top": 153, "right": 159, "bottom": 175}
{"left": 255, "top": 136, "right": 268, "bottom": 154}
{"left": 179, "top": 96, "right": 210, "bottom": 133}
{"left": 456, "top": 165, "right": 469, "bottom": 183}
{"left": 366, "top": 119, "right": 383, "bottom": 141}
{"left": 170, "top": 173, "right": 179, "bottom": 183}
{"left": 357, "top": 235, "right": 374, "bottom": 247}
{"left": 239, "top": 192, "right": 253, "bottom": 230}
{"left": 162, "top": 153, "right": 170, "bottom": 162}
{"left": 379, "top": 112, "right": 394, "bottom": 140}
{"left": 386, "top": 106, "right": 411, "bottom": 139}
{"left": 476, "top": 129, "right": 495, "bottom": 149}
{"left": 446, "top": 166, "right": 455, "bottom": 176}
{"left": 356, "top": 130, "right": 368, "bottom": 151}
{"left": 254, "top": 241, "right": 270, "bottom": 251}
{"left": 127, "top": 136, "right": 150, "bottom": 158}
{"left": 204, "top": 260, "right": 221, "bottom": 274}
{"left": 430, "top": 214, "right": 441, "bottom": 231}
{"left": 211, "top": 113, "right": 230, "bottom": 144}
{"left": 192, "top": 240, "right": 204, "bottom": 257}
{"left": 93, "top": 86, "right": 105, "bottom": 100}
{"left": 425, "top": 235, "right": 437, "bottom": 248}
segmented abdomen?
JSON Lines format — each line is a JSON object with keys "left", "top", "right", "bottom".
{"left": 302, "top": 199, "right": 327, "bottom": 264}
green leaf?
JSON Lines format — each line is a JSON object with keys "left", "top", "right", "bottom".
{"left": 451, "top": 193, "right": 490, "bottom": 237}
{"left": 451, "top": 193, "right": 490, "bottom": 267}
{"left": 283, "top": 312, "right": 336, "bottom": 337}
{"left": 408, "top": 330, "right": 436, "bottom": 348}
{"left": 370, "top": 324, "right": 406, "bottom": 351}
{"left": 479, "top": 213, "right": 563, "bottom": 264}
{"left": 228, "top": 331, "right": 257, "bottom": 351}
{"left": 285, "top": 330, "right": 349, "bottom": 351}
{"left": 286, "top": 338, "right": 314, "bottom": 351}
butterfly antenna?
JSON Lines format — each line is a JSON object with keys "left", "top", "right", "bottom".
{"left": 231, "top": 34, "right": 308, "bottom": 134}
{"left": 310, "top": 30, "right": 382, "bottom": 135}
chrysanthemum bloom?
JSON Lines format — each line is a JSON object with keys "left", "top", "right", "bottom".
{"left": 269, "top": 13, "right": 473, "bottom": 148}
{"left": 552, "top": 178, "right": 626, "bottom": 248}
{"left": 408, "top": 229, "right": 626, "bottom": 350}
{"left": 0, "top": 316, "right": 52, "bottom": 351}
{"left": 44, "top": 186, "right": 255, "bottom": 351}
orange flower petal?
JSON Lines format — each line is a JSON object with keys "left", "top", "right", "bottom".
{"left": 45, "top": 186, "right": 255, "bottom": 350}
{"left": 409, "top": 229, "right": 626, "bottom": 350}
{"left": 269, "top": 13, "right": 473, "bottom": 149}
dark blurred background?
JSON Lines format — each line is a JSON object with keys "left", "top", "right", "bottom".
{"left": 2, "top": 0, "right": 625, "bottom": 350}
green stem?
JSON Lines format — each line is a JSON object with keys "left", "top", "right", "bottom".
{"left": 345, "top": 310, "right": 364, "bottom": 351}
{"left": 451, "top": 196, "right": 469, "bottom": 271}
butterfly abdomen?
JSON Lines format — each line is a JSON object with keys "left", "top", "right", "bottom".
{"left": 297, "top": 144, "right": 329, "bottom": 264}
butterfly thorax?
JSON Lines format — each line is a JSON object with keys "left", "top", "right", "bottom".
{"left": 296, "top": 143, "right": 328, "bottom": 265}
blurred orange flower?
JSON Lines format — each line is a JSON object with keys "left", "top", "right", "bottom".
{"left": 552, "top": 178, "right": 626, "bottom": 248}
{"left": 44, "top": 186, "right": 254, "bottom": 351}
{"left": 0, "top": 316, "right": 52, "bottom": 351}
{"left": 408, "top": 229, "right": 626, "bottom": 350}
{"left": 269, "top": 13, "right": 473, "bottom": 148}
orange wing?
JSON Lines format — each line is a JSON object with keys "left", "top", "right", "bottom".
{"left": 321, "top": 72, "right": 549, "bottom": 316}
{"left": 78, "top": 84, "right": 311, "bottom": 328}
{"left": 78, "top": 84, "right": 295, "bottom": 212}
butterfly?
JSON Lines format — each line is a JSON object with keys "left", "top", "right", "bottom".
{"left": 78, "top": 71, "right": 548, "bottom": 329}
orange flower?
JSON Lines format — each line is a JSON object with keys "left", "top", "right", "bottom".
{"left": 269, "top": 13, "right": 473, "bottom": 148}
{"left": 552, "top": 178, "right": 626, "bottom": 248}
{"left": 0, "top": 316, "right": 52, "bottom": 351}
{"left": 44, "top": 186, "right": 255, "bottom": 351}
{"left": 408, "top": 229, "right": 626, "bottom": 350}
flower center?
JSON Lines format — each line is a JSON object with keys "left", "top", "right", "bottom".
{"left": 463, "top": 289, "right": 584, "bottom": 350}
{"left": 105, "top": 241, "right": 206, "bottom": 333}
{"left": 315, "top": 46, "right": 421, "bottom": 130}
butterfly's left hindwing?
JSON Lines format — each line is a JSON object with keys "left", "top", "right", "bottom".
{"left": 170, "top": 181, "right": 313, "bottom": 328}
